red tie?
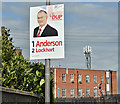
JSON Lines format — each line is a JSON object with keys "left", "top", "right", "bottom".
{"left": 37, "top": 28, "right": 41, "bottom": 37}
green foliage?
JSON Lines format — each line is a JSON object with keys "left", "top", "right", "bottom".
{"left": 1, "top": 27, "right": 55, "bottom": 103}
{"left": 0, "top": 36, "right": 2, "bottom": 79}
{"left": 0, "top": 36, "right": 2, "bottom": 50}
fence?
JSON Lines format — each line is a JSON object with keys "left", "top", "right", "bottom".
{"left": 56, "top": 94, "right": 120, "bottom": 104}
{"left": 1, "top": 86, "right": 120, "bottom": 104}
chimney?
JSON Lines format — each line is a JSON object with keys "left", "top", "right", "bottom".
{"left": 1, "top": 26, "right": 5, "bottom": 36}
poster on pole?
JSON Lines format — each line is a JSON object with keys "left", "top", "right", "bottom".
{"left": 30, "top": 4, "right": 64, "bottom": 60}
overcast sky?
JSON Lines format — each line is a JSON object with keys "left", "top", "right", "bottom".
{"left": 1, "top": 0, "right": 119, "bottom": 93}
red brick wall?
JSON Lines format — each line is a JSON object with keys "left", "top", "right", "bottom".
{"left": 112, "top": 71, "right": 117, "bottom": 94}
{"left": 55, "top": 68, "right": 117, "bottom": 98}
{"left": 15, "top": 49, "right": 22, "bottom": 56}
{"left": 77, "top": 69, "right": 106, "bottom": 97}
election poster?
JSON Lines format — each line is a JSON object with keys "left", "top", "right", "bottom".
{"left": 30, "top": 4, "right": 64, "bottom": 59}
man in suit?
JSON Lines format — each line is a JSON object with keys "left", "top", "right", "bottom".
{"left": 33, "top": 10, "right": 58, "bottom": 37}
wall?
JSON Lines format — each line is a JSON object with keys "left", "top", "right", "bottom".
{"left": 0, "top": 86, "right": 39, "bottom": 104}
{"left": 55, "top": 68, "right": 117, "bottom": 98}
{"left": 112, "top": 71, "right": 117, "bottom": 94}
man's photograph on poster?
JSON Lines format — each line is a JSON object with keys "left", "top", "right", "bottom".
{"left": 33, "top": 10, "right": 58, "bottom": 37}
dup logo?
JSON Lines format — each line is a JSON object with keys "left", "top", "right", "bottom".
{"left": 49, "top": 5, "right": 64, "bottom": 20}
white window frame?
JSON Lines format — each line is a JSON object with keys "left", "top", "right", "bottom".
{"left": 94, "top": 75, "right": 97, "bottom": 83}
{"left": 106, "top": 77, "right": 109, "bottom": 84}
{"left": 101, "top": 75, "right": 104, "bottom": 83}
{"left": 58, "top": 88, "right": 60, "bottom": 98}
{"left": 62, "top": 88, "right": 66, "bottom": 98}
{"left": 78, "top": 88, "right": 82, "bottom": 97}
{"left": 70, "top": 88, "right": 75, "bottom": 98}
{"left": 86, "top": 74, "right": 89, "bottom": 83}
{"left": 94, "top": 88, "right": 97, "bottom": 98}
{"left": 101, "top": 89, "right": 104, "bottom": 96}
{"left": 70, "top": 74, "right": 74, "bottom": 82}
{"left": 86, "top": 89, "right": 90, "bottom": 97}
{"left": 106, "top": 91, "right": 110, "bottom": 95}
{"left": 78, "top": 74, "right": 82, "bottom": 82}
{"left": 62, "top": 74, "right": 66, "bottom": 82}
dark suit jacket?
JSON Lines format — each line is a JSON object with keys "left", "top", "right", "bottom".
{"left": 33, "top": 24, "right": 58, "bottom": 37}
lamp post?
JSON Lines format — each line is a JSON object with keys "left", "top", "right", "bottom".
{"left": 45, "top": 0, "right": 50, "bottom": 103}
{"left": 83, "top": 46, "right": 92, "bottom": 70}
{"left": 94, "top": 83, "right": 102, "bottom": 97}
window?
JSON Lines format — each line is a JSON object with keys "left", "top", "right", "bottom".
{"left": 94, "top": 75, "right": 97, "bottom": 83}
{"left": 58, "top": 88, "right": 59, "bottom": 98}
{"left": 62, "top": 88, "right": 66, "bottom": 97}
{"left": 101, "top": 75, "right": 104, "bottom": 83}
{"left": 78, "top": 88, "right": 82, "bottom": 97}
{"left": 106, "top": 91, "right": 110, "bottom": 95}
{"left": 94, "top": 89, "right": 97, "bottom": 97}
{"left": 78, "top": 74, "right": 82, "bottom": 82}
{"left": 70, "top": 74, "right": 74, "bottom": 82}
{"left": 101, "top": 89, "right": 104, "bottom": 96}
{"left": 86, "top": 75, "right": 89, "bottom": 83}
{"left": 70, "top": 88, "right": 75, "bottom": 97}
{"left": 106, "top": 78, "right": 109, "bottom": 84}
{"left": 86, "top": 89, "right": 90, "bottom": 97}
{"left": 62, "top": 74, "right": 66, "bottom": 82}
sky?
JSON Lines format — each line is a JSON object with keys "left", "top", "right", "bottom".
{"left": 1, "top": 0, "right": 120, "bottom": 93}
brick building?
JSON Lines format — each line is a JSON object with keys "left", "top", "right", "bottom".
{"left": 52, "top": 68, "right": 117, "bottom": 98}
{"left": 15, "top": 47, "right": 22, "bottom": 55}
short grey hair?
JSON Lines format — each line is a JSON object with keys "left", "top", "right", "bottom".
{"left": 38, "top": 10, "right": 47, "bottom": 15}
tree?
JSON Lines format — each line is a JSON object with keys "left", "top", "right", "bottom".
{"left": 0, "top": 36, "right": 2, "bottom": 85}
{"left": 0, "top": 36, "right": 2, "bottom": 67}
{"left": 1, "top": 27, "right": 55, "bottom": 103}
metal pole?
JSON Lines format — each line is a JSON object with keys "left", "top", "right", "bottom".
{"left": 45, "top": 59, "right": 50, "bottom": 103}
{"left": 45, "top": 1, "right": 50, "bottom": 103}
{"left": 46, "top": 0, "right": 50, "bottom": 5}
{"left": 89, "top": 55, "right": 91, "bottom": 69}
{"left": 83, "top": 46, "right": 92, "bottom": 70}
{"left": 77, "top": 71, "right": 78, "bottom": 98}
{"left": 110, "top": 71, "right": 112, "bottom": 95}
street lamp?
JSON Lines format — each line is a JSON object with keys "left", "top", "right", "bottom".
{"left": 83, "top": 46, "right": 92, "bottom": 70}
{"left": 94, "top": 83, "right": 102, "bottom": 97}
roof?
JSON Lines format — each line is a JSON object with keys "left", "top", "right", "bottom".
{"left": 52, "top": 67, "right": 117, "bottom": 72}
